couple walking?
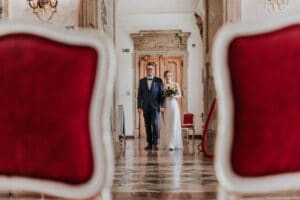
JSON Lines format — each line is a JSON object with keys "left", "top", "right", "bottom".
{"left": 137, "top": 62, "right": 183, "bottom": 151}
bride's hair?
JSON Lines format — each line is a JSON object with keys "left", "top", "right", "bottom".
{"left": 163, "top": 70, "right": 171, "bottom": 77}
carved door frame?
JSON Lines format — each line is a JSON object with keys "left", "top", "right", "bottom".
{"left": 223, "top": 0, "right": 241, "bottom": 24}
{"left": 131, "top": 30, "right": 190, "bottom": 137}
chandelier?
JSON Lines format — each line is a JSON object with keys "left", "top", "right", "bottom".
{"left": 27, "top": 0, "right": 58, "bottom": 22}
{"left": 266, "top": 0, "right": 289, "bottom": 13}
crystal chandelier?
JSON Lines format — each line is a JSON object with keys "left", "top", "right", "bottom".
{"left": 266, "top": 0, "right": 289, "bottom": 13}
{"left": 27, "top": 0, "right": 58, "bottom": 22}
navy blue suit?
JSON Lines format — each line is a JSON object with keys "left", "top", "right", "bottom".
{"left": 137, "top": 77, "right": 165, "bottom": 146}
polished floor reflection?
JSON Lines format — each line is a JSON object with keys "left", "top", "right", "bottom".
{"left": 112, "top": 138, "right": 217, "bottom": 200}
{"left": 112, "top": 138, "right": 300, "bottom": 200}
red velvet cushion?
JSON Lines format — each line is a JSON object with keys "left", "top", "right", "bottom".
{"left": 0, "top": 34, "right": 97, "bottom": 184}
{"left": 229, "top": 25, "right": 300, "bottom": 177}
{"left": 183, "top": 113, "right": 194, "bottom": 124}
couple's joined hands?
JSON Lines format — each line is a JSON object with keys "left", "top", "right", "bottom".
{"left": 138, "top": 108, "right": 143, "bottom": 114}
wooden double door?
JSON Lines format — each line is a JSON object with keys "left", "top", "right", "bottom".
{"left": 138, "top": 55, "right": 183, "bottom": 136}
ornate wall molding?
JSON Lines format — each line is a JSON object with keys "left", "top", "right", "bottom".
{"left": 223, "top": 0, "right": 241, "bottom": 23}
{"left": 78, "top": 0, "right": 98, "bottom": 28}
{"left": 0, "top": 0, "right": 8, "bottom": 19}
{"left": 201, "top": 0, "right": 241, "bottom": 135}
{"left": 0, "top": 0, "right": 3, "bottom": 19}
{"left": 130, "top": 30, "right": 191, "bottom": 51}
{"left": 195, "top": 13, "right": 204, "bottom": 40}
{"left": 100, "top": 0, "right": 107, "bottom": 31}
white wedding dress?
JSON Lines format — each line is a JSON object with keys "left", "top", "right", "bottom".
{"left": 160, "top": 82, "right": 183, "bottom": 150}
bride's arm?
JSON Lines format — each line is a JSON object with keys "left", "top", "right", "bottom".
{"left": 174, "top": 83, "right": 181, "bottom": 99}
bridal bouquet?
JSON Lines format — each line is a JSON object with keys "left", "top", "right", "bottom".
{"left": 163, "top": 85, "right": 178, "bottom": 97}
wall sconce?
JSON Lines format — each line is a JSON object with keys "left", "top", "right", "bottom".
{"left": 27, "top": 0, "right": 58, "bottom": 22}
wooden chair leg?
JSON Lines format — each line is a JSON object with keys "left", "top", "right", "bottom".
{"left": 181, "top": 129, "right": 185, "bottom": 142}
{"left": 192, "top": 128, "right": 195, "bottom": 142}
{"left": 186, "top": 129, "right": 189, "bottom": 143}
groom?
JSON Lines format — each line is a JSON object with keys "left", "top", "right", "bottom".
{"left": 137, "top": 62, "right": 165, "bottom": 151}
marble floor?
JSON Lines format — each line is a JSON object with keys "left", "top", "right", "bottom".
{"left": 112, "top": 138, "right": 216, "bottom": 200}
{"left": 112, "top": 138, "right": 300, "bottom": 200}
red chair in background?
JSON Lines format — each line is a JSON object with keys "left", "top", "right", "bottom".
{"left": 213, "top": 17, "right": 300, "bottom": 199}
{"left": 181, "top": 112, "right": 195, "bottom": 142}
{"left": 0, "top": 22, "right": 115, "bottom": 199}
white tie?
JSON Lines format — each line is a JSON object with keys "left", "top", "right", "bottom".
{"left": 147, "top": 78, "right": 153, "bottom": 90}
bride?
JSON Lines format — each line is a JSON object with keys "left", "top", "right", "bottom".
{"left": 160, "top": 70, "right": 183, "bottom": 150}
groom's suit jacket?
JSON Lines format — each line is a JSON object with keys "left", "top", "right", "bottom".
{"left": 137, "top": 77, "right": 165, "bottom": 111}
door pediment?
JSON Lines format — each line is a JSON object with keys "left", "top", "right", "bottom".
{"left": 130, "top": 30, "right": 190, "bottom": 51}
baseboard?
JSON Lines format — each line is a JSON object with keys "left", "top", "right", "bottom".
{"left": 190, "top": 135, "right": 202, "bottom": 140}
{"left": 119, "top": 135, "right": 135, "bottom": 140}
{"left": 184, "top": 135, "right": 202, "bottom": 140}
{"left": 118, "top": 135, "right": 202, "bottom": 140}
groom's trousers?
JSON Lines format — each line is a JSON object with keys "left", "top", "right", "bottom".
{"left": 143, "top": 108, "right": 159, "bottom": 146}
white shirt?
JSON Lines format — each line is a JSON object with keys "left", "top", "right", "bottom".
{"left": 147, "top": 76, "right": 153, "bottom": 90}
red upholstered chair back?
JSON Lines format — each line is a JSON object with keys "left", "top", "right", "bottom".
{"left": 182, "top": 113, "right": 194, "bottom": 124}
{"left": 229, "top": 25, "right": 300, "bottom": 177}
{"left": 213, "top": 18, "right": 300, "bottom": 198}
{"left": 0, "top": 22, "right": 115, "bottom": 199}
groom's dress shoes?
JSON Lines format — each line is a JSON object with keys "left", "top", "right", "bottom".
{"left": 153, "top": 145, "right": 159, "bottom": 151}
{"left": 144, "top": 145, "right": 152, "bottom": 150}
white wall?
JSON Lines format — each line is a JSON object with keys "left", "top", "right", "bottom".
{"left": 9, "top": 1, "right": 79, "bottom": 28}
{"left": 116, "top": 8, "right": 203, "bottom": 136}
{"left": 242, "top": 0, "right": 299, "bottom": 21}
